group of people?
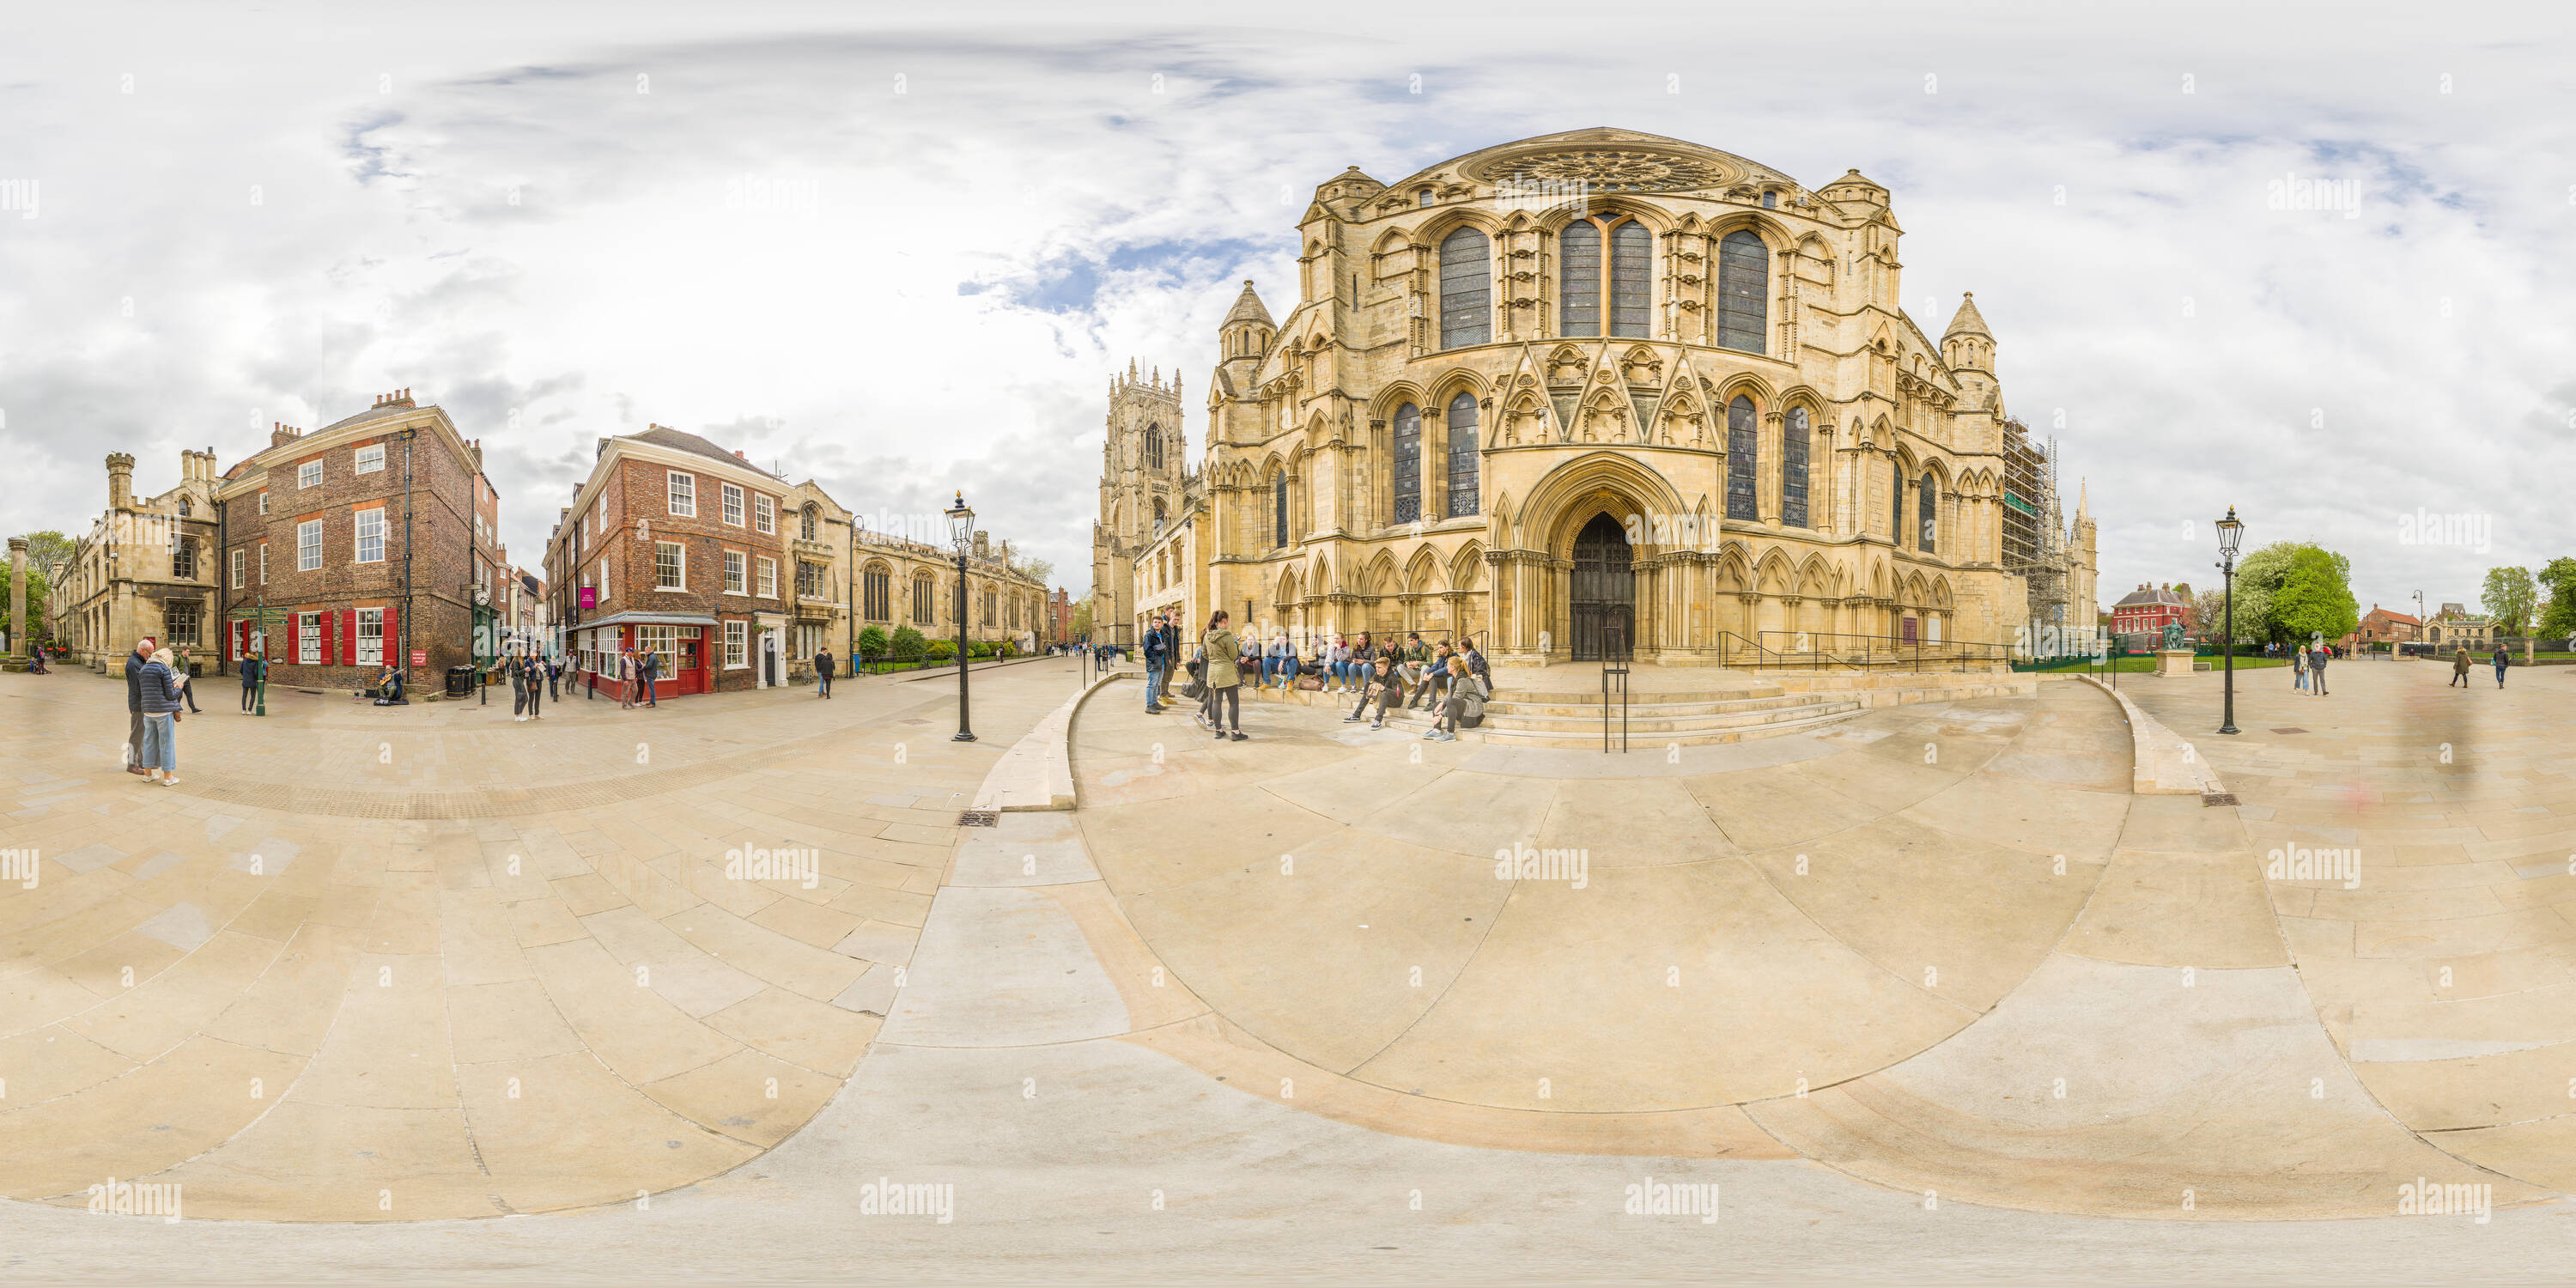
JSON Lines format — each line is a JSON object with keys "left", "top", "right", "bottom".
{"left": 2288, "top": 641, "right": 2333, "bottom": 696}
{"left": 122, "top": 635, "right": 189, "bottom": 785}
{"left": 1133, "top": 616, "right": 1493, "bottom": 743}
{"left": 2450, "top": 645, "right": 2512, "bottom": 689}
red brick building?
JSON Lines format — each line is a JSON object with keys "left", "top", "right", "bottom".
{"left": 547, "top": 425, "right": 794, "bottom": 701}
{"left": 2110, "top": 582, "right": 2190, "bottom": 650}
{"left": 1048, "top": 586, "right": 1072, "bottom": 645}
{"left": 215, "top": 390, "right": 504, "bottom": 691}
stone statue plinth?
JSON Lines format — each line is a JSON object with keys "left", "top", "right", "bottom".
{"left": 2154, "top": 649, "right": 2197, "bottom": 678}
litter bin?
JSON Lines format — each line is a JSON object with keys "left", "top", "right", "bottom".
{"left": 445, "top": 665, "right": 475, "bottom": 698}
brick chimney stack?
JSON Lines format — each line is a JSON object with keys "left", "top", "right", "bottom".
{"left": 270, "top": 422, "right": 304, "bottom": 450}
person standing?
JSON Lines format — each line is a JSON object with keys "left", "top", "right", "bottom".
{"left": 639, "top": 646, "right": 660, "bottom": 707}
{"left": 173, "top": 644, "right": 204, "bottom": 713}
{"left": 239, "top": 650, "right": 264, "bottom": 713}
{"left": 545, "top": 653, "right": 562, "bottom": 701}
{"left": 2491, "top": 645, "right": 2508, "bottom": 689}
{"left": 2450, "top": 647, "right": 2472, "bottom": 689}
{"left": 525, "top": 653, "right": 544, "bottom": 720}
{"left": 509, "top": 653, "right": 532, "bottom": 721}
{"left": 816, "top": 647, "right": 836, "bottom": 699}
{"left": 617, "top": 649, "right": 638, "bottom": 709}
{"left": 137, "top": 647, "right": 185, "bottom": 785}
{"left": 2309, "top": 642, "right": 2330, "bottom": 696}
{"left": 1141, "top": 616, "right": 1169, "bottom": 714}
{"left": 2292, "top": 645, "right": 2308, "bottom": 692}
{"left": 123, "top": 635, "right": 158, "bottom": 775}
{"left": 1200, "top": 610, "right": 1245, "bottom": 740}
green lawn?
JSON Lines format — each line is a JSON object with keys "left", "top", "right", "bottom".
{"left": 2022, "top": 656, "right": 2291, "bottom": 674}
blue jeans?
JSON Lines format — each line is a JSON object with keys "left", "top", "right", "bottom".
{"left": 1145, "top": 659, "right": 1165, "bottom": 708}
{"left": 139, "top": 713, "right": 177, "bottom": 773}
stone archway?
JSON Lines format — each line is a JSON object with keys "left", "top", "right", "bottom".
{"left": 1498, "top": 452, "right": 1686, "bottom": 665}
{"left": 1569, "top": 513, "right": 1634, "bottom": 660}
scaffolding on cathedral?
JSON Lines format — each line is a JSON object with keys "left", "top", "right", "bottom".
{"left": 1999, "top": 417, "right": 2068, "bottom": 629}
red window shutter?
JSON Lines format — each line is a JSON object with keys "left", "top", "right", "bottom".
{"left": 343, "top": 610, "right": 358, "bottom": 666}
{"left": 384, "top": 606, "right": 399, "bottom": 667}
{"left": 319, "top": 611, "right": 334, "bottom": 665}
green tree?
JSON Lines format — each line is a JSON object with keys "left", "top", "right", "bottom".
{"left": 21, "top": 530, "right": 75, "bottom": 577}
{"left": 889, "top": 625, "right": 926, "bottom": 660}
{"left": 2, "top": 559, "right": 50, "bottom": 647}
{"left": 2537, "top": 557, "right": 2576, "bottom": 639}
{"left": 2228, "top": 539, "right": 2351, "bottom": 645}
{"left": 2272, "top": 545, "right": 2360, "bottom": 645}
{"left": 2481, "top": 566, "right": 2537, "bottom": 637}
{"left": 1008, "top": 553, "right": 1054, "bottom": 586}
{"left": 856, "top": 625, "right": 889, "bottom": 658}
{"left": 1069, "top": 595, "right": 1093, "bottom": 640}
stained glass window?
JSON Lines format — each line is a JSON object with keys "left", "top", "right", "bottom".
{"left": 1716, "top": 230, "right": 1767, "bottom": 353}
{"left": 1558, "top": 220, "right": 1600, "bottom": 337}
{"left": 1438, "top": 228, "right": 1491, "bottom": 349}
{"left": 1446, "top": 392, "right": 1479, "bottom": 518}
{"left": 1783, "top": 408, "right": 1810, "bottom": 529}
{"left": 1725, "top": 397, "right": 1758, "bottom": 521}
{"left": 1393, "top": 403, "right": 1422, "bottom": 524}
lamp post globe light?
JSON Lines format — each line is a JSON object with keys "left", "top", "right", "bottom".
{"left": 947, "top": 491, "right": 976, "bottom": 744}
{"left": 2215, "top": 505, "right": 2244, "bottom": 736}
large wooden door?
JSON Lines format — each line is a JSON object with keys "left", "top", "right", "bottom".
{"left": 1570, "top": 513, "right": 1634, "bottom": 662}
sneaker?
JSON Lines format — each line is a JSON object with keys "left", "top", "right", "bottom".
{"left": 1370, "top": 719, "right": 1383, "bottom": 729}
{"left": 1212, "top": 729, "right": 1227, "bottom": 740}
{"left": 161, "top": 775, "right": 183, "bottom": 785}
{"left": 1342, "top": 713, "right": 1362, "bottom": 723}
{"left": 1230, "top": 731, "right": 1247, "bottom": 741}
{"left": 1419, "top": 728, "right": 1438, "bottom": 738}
{"left": 1431, "top": 731, "right": 1456, "bottom": 742}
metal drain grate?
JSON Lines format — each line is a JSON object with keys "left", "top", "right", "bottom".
{"left": 957, "top": 811, "right": 999, "bottom": 827}
{"left": 2201, "top": 792, "right": 2240, "bottom": 807}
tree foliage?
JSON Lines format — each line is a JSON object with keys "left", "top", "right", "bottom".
{"left": 2226, "top": 540, "right": 2353, "bottom": 645}
{"left": 856, "top": 626, "right": 889, "bottom": 658}
{"left": 2481, "top": 566, "right": 2537, "bottom": 636}
{"left": 2537, "top": 557, "right": 2576, "bottom": 640}
{"left": 2272, "top": 545, "right": 2360, "bottom": 645}
{"left": 889, "top": 625, "right": 926, "bottom": 660}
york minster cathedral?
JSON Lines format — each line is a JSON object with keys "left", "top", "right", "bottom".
{"left": 1092, "top": 127, "right": 2093, "bottom": 664}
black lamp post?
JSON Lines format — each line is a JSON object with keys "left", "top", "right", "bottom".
{"left": 2215, "top": 505, "right": 2244, "bottom": 736}
{"left": 947, "top": 491, "right": 976, "bottom": 743}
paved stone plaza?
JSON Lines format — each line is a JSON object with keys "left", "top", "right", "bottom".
{"left": 2, "top": 657, "right": 2572, "bottom": 1281}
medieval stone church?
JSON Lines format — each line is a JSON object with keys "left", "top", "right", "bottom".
{"left": 1094, "top": 126, "right": 2048, "bottom": 665}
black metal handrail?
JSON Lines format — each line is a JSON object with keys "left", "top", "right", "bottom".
{"left": 1602, "top": 660, "right": 1629, "bottom": 754}
{"left": 1753, "top": 629, "right": 2011, "bottom": 674}
{"left": 1713, "top": 630, "right": 1872, "bottom": 675}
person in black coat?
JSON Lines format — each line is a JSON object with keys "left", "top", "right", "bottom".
{"left": 239, "top": 653, "right": 264, "bottom": 712}
{"left": 816, "top": 648, "right": 836, "bottom": 699}
{"left": 123, "top": 635, "right": 158, "bottom": 774}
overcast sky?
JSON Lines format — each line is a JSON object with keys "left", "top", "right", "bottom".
{"left": 3, "top": 0, "right": 2568, "bottom": 619}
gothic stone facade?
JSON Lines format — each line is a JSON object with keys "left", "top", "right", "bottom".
{"left": 1105, "top": 127, "right": 2032, "bottom": 665}
{"left": 53, "top": 449, "right": 223, "bottom": 670}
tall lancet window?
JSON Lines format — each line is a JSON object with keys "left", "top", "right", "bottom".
{"left": 1446, "top": 392, "right": 1480, "bottom": 518}
{"left": 1273, "top": 470, "right": 1290, "bottom": 547}
{"left": 1919, "top": 473, "right": 1939, "bottom": 552}
{"left": 1716, "top": 230, "right": 1768, "bottom": 353}
{"left": 1438, "top": 228, "right": 1491, "bottom": 349}
{"left": 1725, "top": 396, "right": 1759, "bottom": 521}
{"left": 1782, "top": 407, "right": 1810, "bottom": 529}
{"left": 1392, "top": 402, "right": 1422, "bottom": 524}
{"left": 1556, "top": 216, "right": 1651, "bottom": 338}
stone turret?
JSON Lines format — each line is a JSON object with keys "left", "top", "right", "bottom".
{"left": 106, "top": 453, "right": 136, "bottom": 509}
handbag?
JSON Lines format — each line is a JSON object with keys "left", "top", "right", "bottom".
{"left": 1179, "top": 676, "right": 1206, "bottom": 700}
{"left": 1296, "top": 675, "right": 1324, "bottom": 691}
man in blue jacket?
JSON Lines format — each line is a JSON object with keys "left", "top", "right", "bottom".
{"left": 1142, "top": 614, "right": 1170, "bottom": 714}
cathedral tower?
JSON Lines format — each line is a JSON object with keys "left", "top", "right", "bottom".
{"left": 1090, "top": 360, "right": 1185, "bottom": 646}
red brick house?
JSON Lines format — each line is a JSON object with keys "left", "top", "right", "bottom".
{"left": 2350, "top": 605, "right": 2421, "bottom": 650}
{"left": 2110, "top": 582, "right": 2190, "bottom": 650}
{"left": 548, "top": 425, "right": 793, "bottom": 701}
{"left": 215, "top": 390, "right": 504, "bottom": 691}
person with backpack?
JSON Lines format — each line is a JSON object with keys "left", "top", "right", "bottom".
{"left": 2491, "top": 645, "right": 2509, "bottom": 689}
{"left": 1198, "top": 610, "right": 1245, "bottom": 740}
{"left": 1425, "top": 655, "right": 1488, "bottom": 742}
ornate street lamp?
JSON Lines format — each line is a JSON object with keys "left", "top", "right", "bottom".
{"left": 2215, "top": 505, "right": 2244, "bottom": 736}
{"left": 947, "top": 491, "right": 976, "bottom": 743}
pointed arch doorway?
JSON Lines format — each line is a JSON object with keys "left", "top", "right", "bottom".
{"left": 1570, "top": 512, "right": 1634, "bottom": 661}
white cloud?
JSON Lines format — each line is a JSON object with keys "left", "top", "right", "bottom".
{"left": 2, "top": 2, "right": 2566, "bottom": 618}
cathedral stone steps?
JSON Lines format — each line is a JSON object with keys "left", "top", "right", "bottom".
{"left": 1483, "top": 692, "right": 1821, "bottom": 720}
{"left": 1255, "top": 684, "right": 1868, "bottom": 747}
{"left": 1468, "top": 702, "right": 1868, "bottom": 747}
